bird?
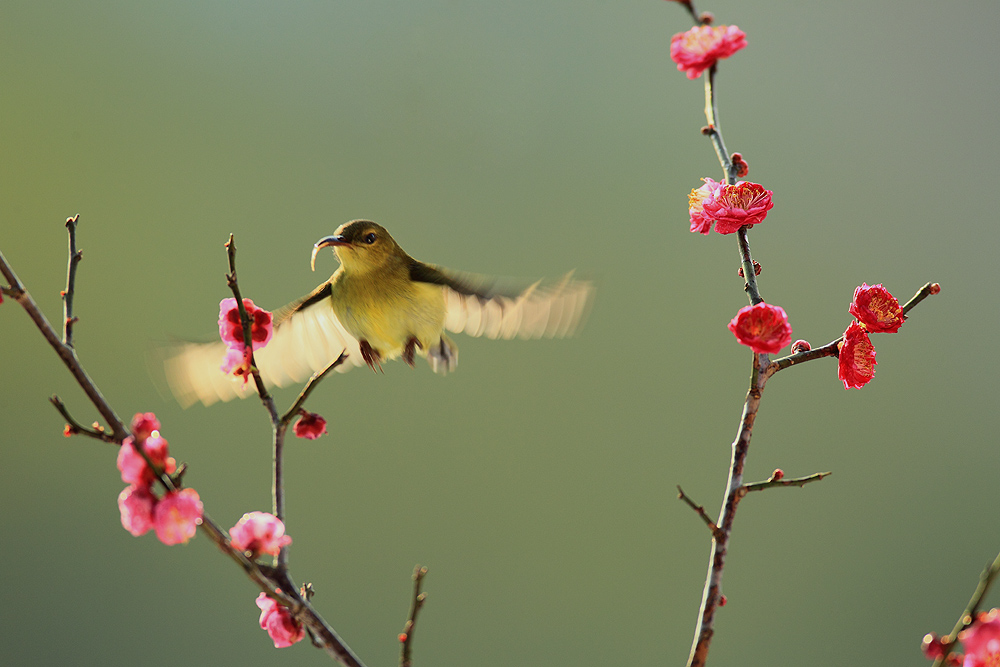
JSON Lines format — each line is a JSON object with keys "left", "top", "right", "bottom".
{"left": 163, "top": 220, "right": 593, "bottom": 407}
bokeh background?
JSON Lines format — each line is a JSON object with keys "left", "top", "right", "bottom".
{"left": 2, "top": 1, "right": 998, "bottom": 665}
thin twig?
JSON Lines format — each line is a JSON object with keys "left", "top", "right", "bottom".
{"left": 281, "top": 352, "right": 349, "bottom": 425}
{"left": 931, "top": 551, "right": 1000, "bottom": 667}
{"left": 400, "top": 566, "right": 429, "bottom": 667}
{"left": 50, "top": 395, "right": 116, "bottom": 443}
{"left": 741, "top": 471, "right": 831, "bottom": 495}
{"left": 0, "top": 239, "right": 127, "bottom": 442}
{"left": 62, "top": 214, "right": 82, "bottom": 347}
{"left": 677, "top": 486, "right": 725, "bottom": 542}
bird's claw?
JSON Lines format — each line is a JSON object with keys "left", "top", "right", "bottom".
{"left": 403, "top": 337, "right": 422, "bottom": 368}
{"left": 359, "top": 340, "right": 384, "bottom": 374}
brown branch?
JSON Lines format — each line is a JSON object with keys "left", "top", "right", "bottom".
{"left": 399, "top": 566, "right": 429, "bottom": 667}
{"left": 61, "top": 214, "right": 83, "bottom": 347}
{"left": 0, "top": 233, "right": 127, "bottom": 442}
{"left": 50, "top": 394, "right": 116, "bottom": 443}
{"left": 677, "top": 486, "right": 724, "bottom": 542}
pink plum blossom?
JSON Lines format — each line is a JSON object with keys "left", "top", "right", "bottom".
{"left": 960, "top": 609, "right": 1000, "bottom": 667}
{"left": 153, "top": 488, "right": 203, "bottom": 545}
{"left": 670, "top": 25, "right": 747, "bottom": 79}
{"left": 849, "top": 283, "right": 905, "bottom": 333}
{"left": 118, "top": 484, "right": 157, "bottom": 536}
{"left": 702, "top": 181, "right": 774, "bottom": 235}
{"left": 117, "top": 434, "right": 176, "bottom": 488}
{"left": 688, "top": 178, "right": 722, "bottom": 234}
{"left": 218, "top": 298, "right": 273, "bottom": 350}
{"left": 838, "top": 321, "right": 877, "bottom": 389}
{"left": 728, "top": 302, "right": 792, "bottom": 355}
{"left": 293, "top": 412, "right": 328, "bottom": 440}
{"left": 230, "top": 512, "right": 292, "bottom": 558}
{"left": 256, "top": 592, "right": 305, "bottom": 648}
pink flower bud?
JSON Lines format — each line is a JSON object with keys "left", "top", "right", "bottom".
{"left": 771, "top": 469, "right": 784, "bottom": 481}
{"left": 790, "top": 340, "right": 811, "bottom": 354}
{"left": 728, "top": 302, "right": 792, "bottom": 355}
{"left": 256, "top": 593, "right": 305, "bottom": 648}
{"left": 838, "top": 322, "right": 877, "bottom": 389}
{"left": 118, "top": 484, "right": 157, "bottom": 536}
{"left": 293, "top": 412, "right": 328, "bottom": 440}
{"left": 230, "top": 512, "right": 292, "bottom": 558}
{"left": 153, "top": 488, "right": 203, "bottom": 545}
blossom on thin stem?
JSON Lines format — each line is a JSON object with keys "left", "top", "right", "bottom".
{"left": 219, "top": 298, "right": 273, "bottom": 350}
{"left": 293, "top": 411, "right": 328, "bottom": 440}
{"left": 670, "top": 25, "right": 747, "bottom": 79}
{"left": 838, "top": 321, "right": 877, "bottom": 389}
{"left": 728, "top": 302, "right": 792, "bottom": 355}
{"left": 849, "top": 283, "right": 904, "bottom": 333}
{"left": 256, "top": 592, "right": 306, "bottom": 648}
{"left": 230, "top": 512, "right": 292, "bottom": 558}
{"left": 702, "top": 181, "right": 774, "bottom": 235}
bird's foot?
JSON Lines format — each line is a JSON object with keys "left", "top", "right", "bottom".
{"left": 359, "top": 340, "right": 384, "bottom": 374}
{"left": 403, "top": 336, "right": 422, "bottom": 368}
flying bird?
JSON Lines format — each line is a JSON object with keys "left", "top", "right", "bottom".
{"left": 164, "top": 220, "right": 593, "bottom": 407}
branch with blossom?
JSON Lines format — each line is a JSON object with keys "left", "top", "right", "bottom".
{"left": 0, "top": 219, "right": 431, "bottom": 666}
{"left": 662, "top": 4, "right": 940, "bottom": 666}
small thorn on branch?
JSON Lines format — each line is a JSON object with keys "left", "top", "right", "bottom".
{"left": 677, "top": 486, "right": 725, "bottom": 542}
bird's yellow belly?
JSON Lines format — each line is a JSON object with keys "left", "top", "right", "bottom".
{"left": 331, "top": 277, "right": 445, "bottom": 359}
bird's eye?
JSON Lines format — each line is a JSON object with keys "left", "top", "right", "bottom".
{"left": 364, "top": 233, "right": 377, "bottom": 244}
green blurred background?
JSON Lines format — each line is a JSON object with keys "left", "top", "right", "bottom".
{"left": 2, "top": 1, "right": 997, "bottom": 665}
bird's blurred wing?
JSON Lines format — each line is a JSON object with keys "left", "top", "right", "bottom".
{"left": 410, "top": 263, "right": 594, "bottom": 340}
{"left": 162, "top": 282, "right": 364, "bottom": 407}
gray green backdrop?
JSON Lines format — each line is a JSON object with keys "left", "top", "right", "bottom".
{"left": 2, "top": 1, "right": 998, "bottom": 665}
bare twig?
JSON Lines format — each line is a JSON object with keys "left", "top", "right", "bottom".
{"left": 677, "top": 486, "right": 724, "bottom": 542}
{"left": 0, "top": 237, "right": 127, "bottom": 442}
{"left": 931, "top": 551, "right": 1000, "bottom": 667}
{"left": 399, "top": 566, "right": 429, "bottom": 667}
{"left": 50, "top": 394, "right": 116, "bottom": 443}
{"left": 281, "top": 352, "right": 349, "bottom": 425}
{"left": 741, "top": 471, "right": 831, "bottom": 495}
{"left": 62, "top": 214, "right": 82, "bottom": 347}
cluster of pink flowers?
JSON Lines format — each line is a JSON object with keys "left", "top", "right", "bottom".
{"left": 670, "top": 24, "right": 747, "bottom": 79}
{"left": 689, "top": 179, "right": 774, "bottom": 235}
{"left": 218, "top": 297, "right": 273, "bottom": 383}
{"left": 923, "top": 608, "right": 1000, "bottom": 666}
{"left": 116, "top": 412, "right": 203, "bottom": 545}
{"left": 837, "top": 283, "right": 905, "bottom": 389}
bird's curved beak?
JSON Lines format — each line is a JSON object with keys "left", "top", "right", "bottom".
{"left": 311, "top": 235, "right": 349, "bottom": 271}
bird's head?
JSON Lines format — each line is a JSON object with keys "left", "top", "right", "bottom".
{"left": 311, "top": 220, "right": 404, "bottom": 274}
